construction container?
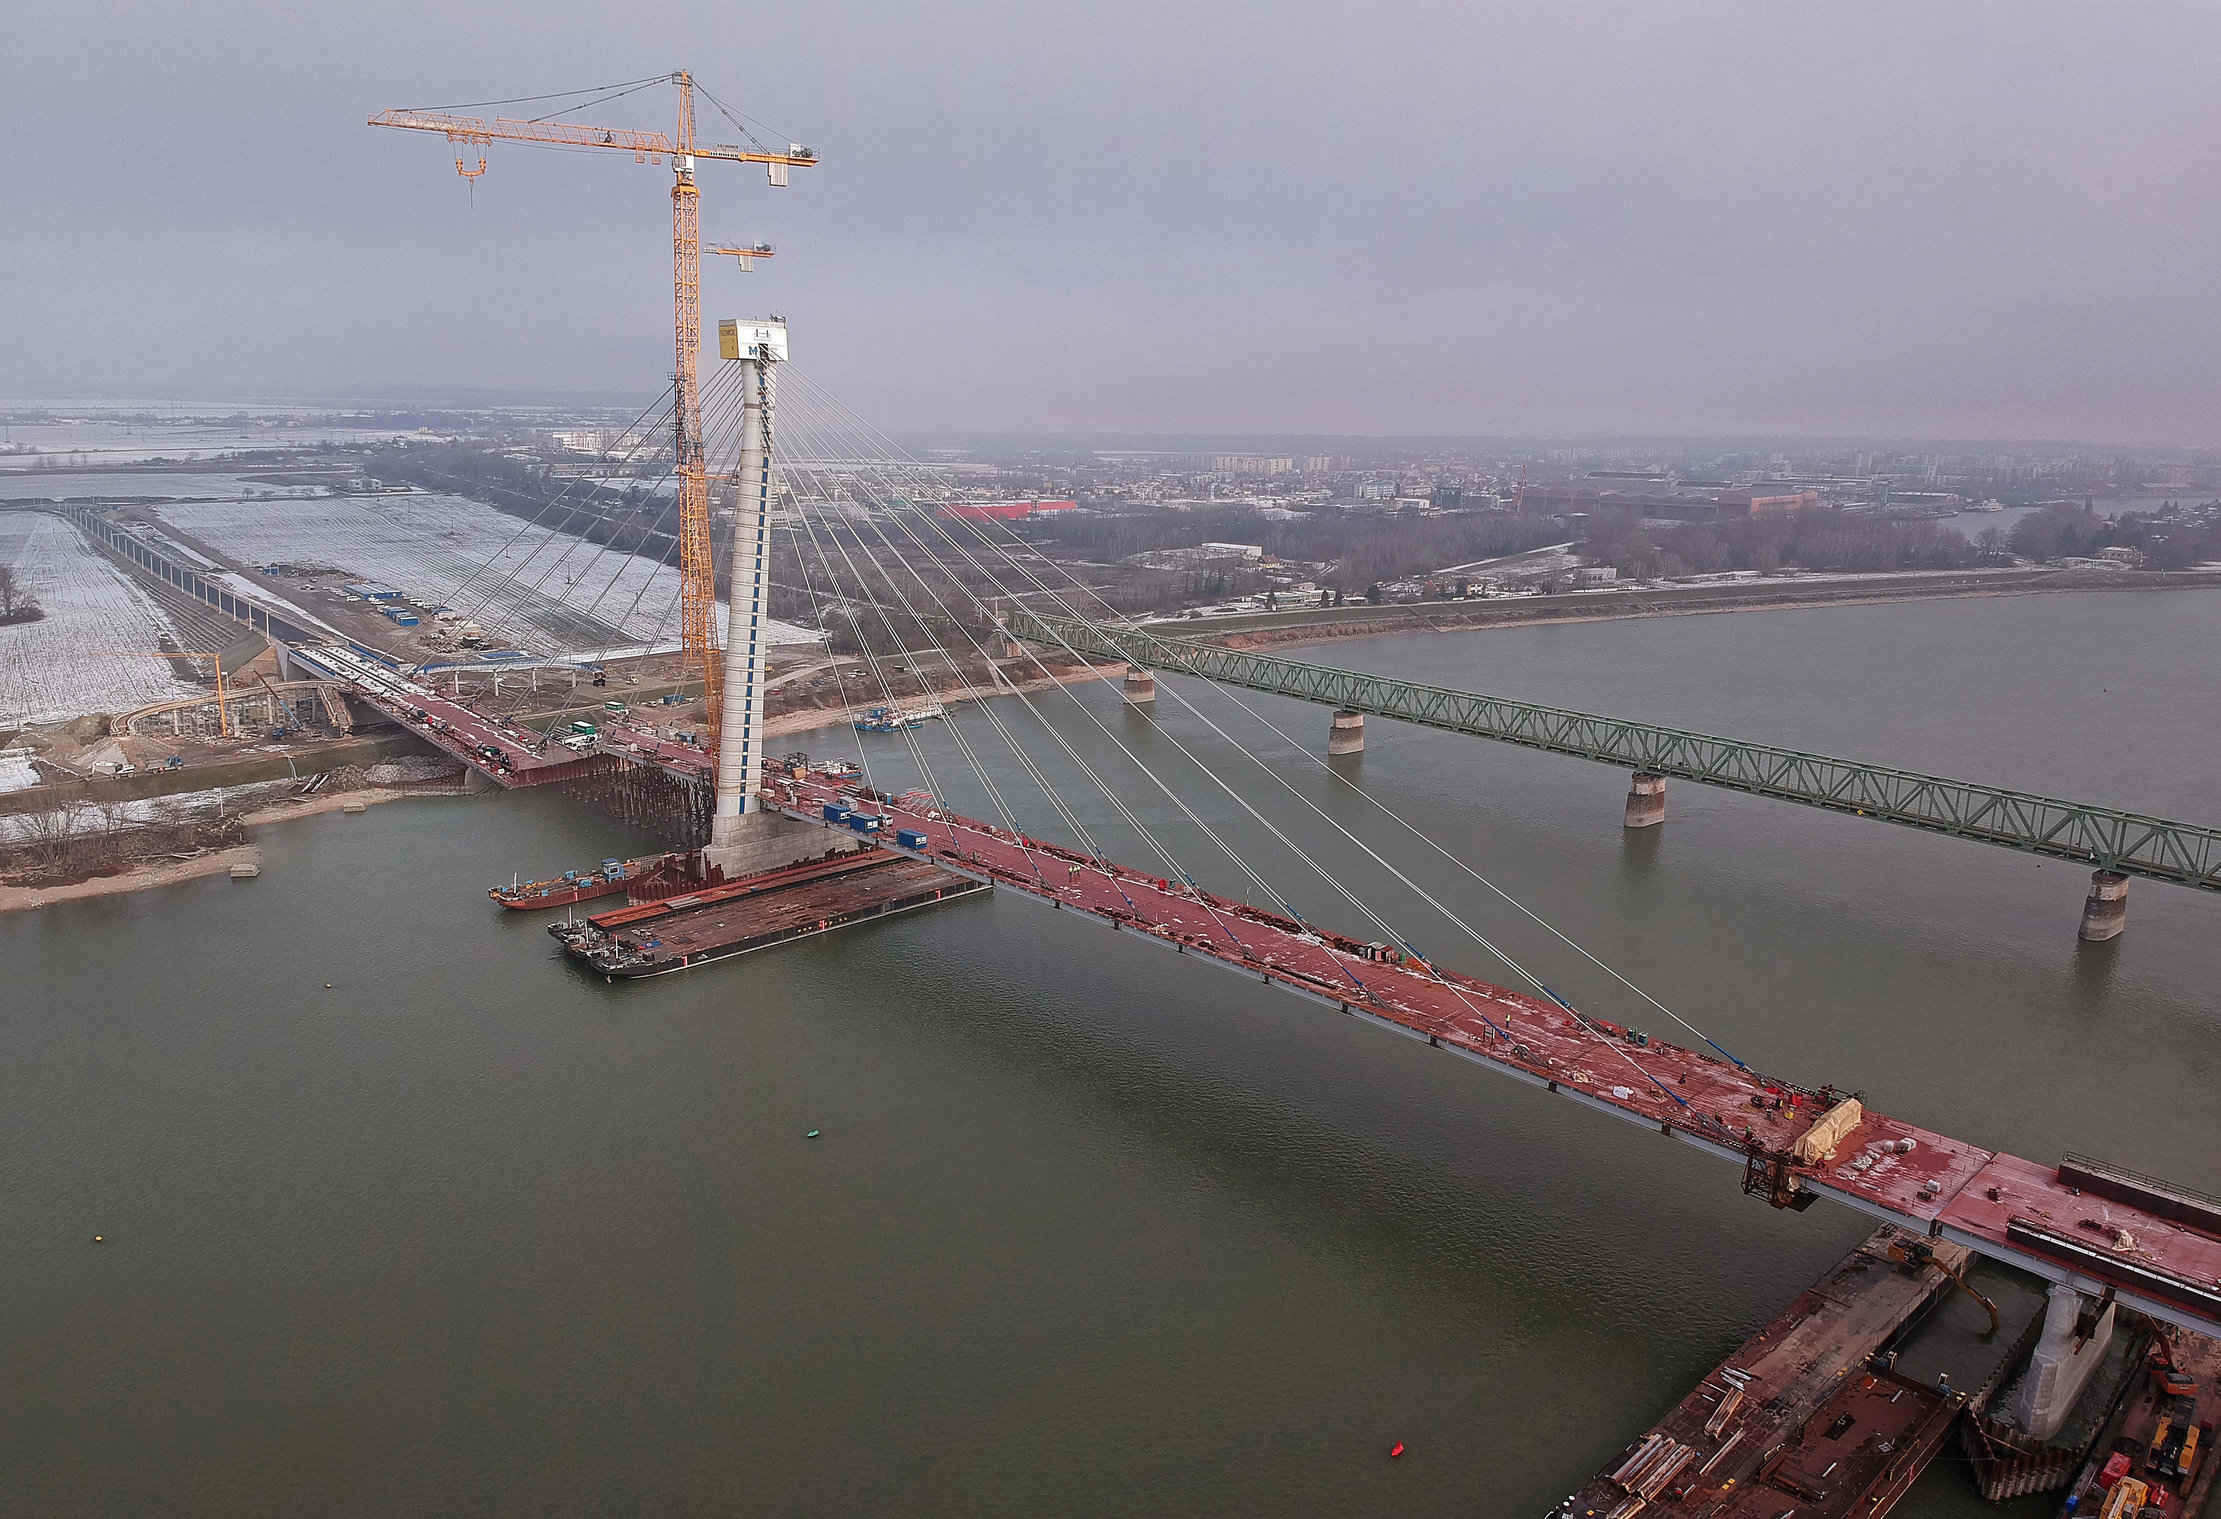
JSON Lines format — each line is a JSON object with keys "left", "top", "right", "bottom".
{"left": 848, "top": 814, "right": 883, "bottom": 833}
{"left": 895, "top": 829, "right": 928, "bottom": 850}
{"left": 823, "top": 805, "right": 852, "bottom": 823}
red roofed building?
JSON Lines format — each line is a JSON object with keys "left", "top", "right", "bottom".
{"left": 937, "top": 500, "right": 1078, "bottom": 521}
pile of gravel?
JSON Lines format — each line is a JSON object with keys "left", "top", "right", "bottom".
{"left": 365, "top": 756, "right": 466, "bottom": 785}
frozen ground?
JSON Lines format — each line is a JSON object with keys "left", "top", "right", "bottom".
{"left": 0, "top": 471, "right": 327, "bottom": 503}
{"left": 0, "top": 418, "right": 410, "bottom": 471}
{"left": 154, "top": 493, "right": 818, "bottom": 656}
{"left": 0, "top": 513, "right": 203, "bottom": 725}
{"left": 0, "top": 752, "right": 39, "bottom": 793}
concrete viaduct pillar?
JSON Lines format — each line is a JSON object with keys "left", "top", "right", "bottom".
{"left": 1624, "top": 771, "right": 1667, "bottom": 829}
{"left": 1121, "top": 666, "right": 1156, "bottom": 705}
{"left": 2078, "top": 869, "right": 2128, "bottom": 942}
{"left": 1327, "top": 710, "right": 1365, "bottom": 755}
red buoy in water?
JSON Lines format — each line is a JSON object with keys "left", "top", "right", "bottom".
{"left": 1389, "top": 1442, "right": 1405, "bottom": 1459}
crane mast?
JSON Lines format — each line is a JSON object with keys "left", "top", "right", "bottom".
{"left": 669, "top": 72, "right": 716, "bottom": 736}
{"left": 368, "top": 72, "right": 815, "bottom": 746}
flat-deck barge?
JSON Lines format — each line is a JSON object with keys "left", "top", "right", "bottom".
{"left": 1557, "top": 1227, "right": 1972, "bottom": 1518}
{"left": 549, "top": 850, "right": 987, "bottom": 978}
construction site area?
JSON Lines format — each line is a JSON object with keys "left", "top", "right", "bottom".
{"left": 0, "top": 472, "right": 1109, "bottom": 897}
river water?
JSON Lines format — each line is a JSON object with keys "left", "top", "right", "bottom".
{"left": 6, "top": 590, "right": 2216, "bottom": 1516}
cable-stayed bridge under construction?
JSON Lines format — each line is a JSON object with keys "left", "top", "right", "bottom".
{"left": 80, "top": 314, "right": 2210, "bottom": 1342}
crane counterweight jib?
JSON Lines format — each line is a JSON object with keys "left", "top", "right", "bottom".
{"left": 365, "top": 109, "right": 818, "bottom": 170}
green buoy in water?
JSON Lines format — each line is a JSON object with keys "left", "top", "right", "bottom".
{"left": 805, "top": 1129, "right": 822, "bottom": 1139}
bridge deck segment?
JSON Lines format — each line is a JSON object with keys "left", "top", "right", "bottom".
{"left": 292, "top": 643, "right": 618, "bottom": 788}
{"left": 1009, "top": 613, "right": 2221, "bottom": 892}
{"left": 764, "top": 767, "right": 2221, "bottom": 1335}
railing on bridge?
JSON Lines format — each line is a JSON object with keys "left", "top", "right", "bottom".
{"left": 1006, "top": 611, "right": 2221, "bottom": 893}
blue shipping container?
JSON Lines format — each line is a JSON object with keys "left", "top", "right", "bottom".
{"left": 823, "top": 805, "right": 851, "bottom": 823}
{"left": 848, "top": 814, "right": 882, "bottom": 833}
{"left": 895, "top": 829, "right": 928, "bottom": 849}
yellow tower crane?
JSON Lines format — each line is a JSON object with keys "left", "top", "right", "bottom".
{"left": 369, "top": 73, "right": 815, "bottom": 741}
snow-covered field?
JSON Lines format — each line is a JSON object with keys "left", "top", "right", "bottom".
{"left": 0, "top": 751, "right": 39, "bottom": 793}
{"left": 0, "top": 419, "right": 411, "bottom": 472}
{"left": 0, "top": 470, "right": 326, "bottom": 503}
{"left": 0, "top": 513, "right": 202, "bottom": 724}
{"left": 154, "top": 492, "right": 818, "bottom": 655}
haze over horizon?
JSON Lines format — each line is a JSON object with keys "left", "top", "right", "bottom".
{"left": 10, "top": 1, "right": 2219, "bottom": 447}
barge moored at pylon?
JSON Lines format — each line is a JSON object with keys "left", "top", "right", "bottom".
{"left": 548, "top": 848, "right": 987, "bottom": 977}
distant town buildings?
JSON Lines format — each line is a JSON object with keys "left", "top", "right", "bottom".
{"left": 548, "top": 427, "right": 630, "bottom": 456}
{"left": 1738, "top": 489, "right": 1823, "bottom": 515}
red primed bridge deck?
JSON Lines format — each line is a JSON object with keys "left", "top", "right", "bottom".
{"left": 296, "top": 642, "right": 714, "bottom": 789}
{"left": 768, "top": 769, "right": 2221, "bottom": 1335}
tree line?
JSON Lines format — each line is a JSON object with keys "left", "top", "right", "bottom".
{"left": 1033, "top": 506, "right": 1567, "bottom": 587}
{"left": 2006, "top": 502, "right": 2221, "bottom": 569}
{"left": 1585, "top": 510, "right": 1985, "bottom": 578}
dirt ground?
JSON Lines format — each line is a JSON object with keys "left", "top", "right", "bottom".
{"left": 0, "top": 787, "right": 432, "bottom": 915}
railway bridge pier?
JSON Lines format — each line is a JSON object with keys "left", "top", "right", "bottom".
{"left": 1624, "top": 770, "right": 1667, "bottom": 828}
{"left": 1008, "top": 612, "right": 2221, "bottom": 943}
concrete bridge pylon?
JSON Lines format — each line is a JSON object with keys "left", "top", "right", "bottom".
{"left": 701, "top": 320, "right": 865, "bottom": 880}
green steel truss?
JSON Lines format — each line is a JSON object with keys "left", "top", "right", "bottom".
{"left": 1009, "top": 611, "right": 2221, "bottom": 892}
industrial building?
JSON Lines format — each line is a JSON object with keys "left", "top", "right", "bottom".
{"left": 936, "top": 500, "right": 1078, "bottom": 522}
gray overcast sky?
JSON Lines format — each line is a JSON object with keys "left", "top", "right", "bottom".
{"left": 8, "top": 0, "right": 2219, "bottom": 443}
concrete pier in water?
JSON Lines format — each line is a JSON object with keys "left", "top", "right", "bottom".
{"left": 2078, "top": 869, "right": 2128, "bottom": 941}
{"left": 1326, "top": 709, "right": 1365, "bottom": 755}
{"left": 701, "top": 325, "right": 854, "bottom": 882}
{"left": 1121, "top": 666, "right": 1156, "bottom": 705}
{"left": 1624, "top": 771, "right": 1667, "bottom": 828}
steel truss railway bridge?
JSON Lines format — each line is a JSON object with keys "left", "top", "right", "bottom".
{"left": 1009, "top": 611, "right": 2221, "bottom": 906}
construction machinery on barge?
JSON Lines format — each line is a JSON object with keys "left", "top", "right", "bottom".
{"left": 488, "top": 855, "right": 672, "bottom": 910}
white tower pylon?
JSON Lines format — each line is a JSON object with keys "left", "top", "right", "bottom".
{"left": 701, "top": 318, "right": 860, "bottom": 876}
